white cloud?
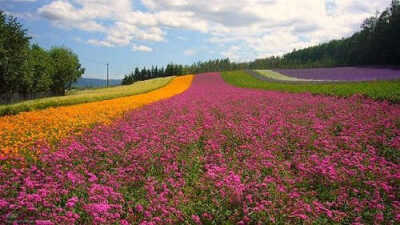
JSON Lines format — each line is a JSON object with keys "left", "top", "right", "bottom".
{"left": 132, "top": 44, "right": 153, "bottom": 52}
{"left": 37, "top": 0, "right": 390, "bottom": 60}
{"left": 38, "top": 0, "right": 165, "bottom": 47}
{"left": 141, "top": 0, "right": 389, "bottom": 59}
{"left": 184, "top": 49, "right": 196, "bottom": 56}
{"left": 87, "top": 39, "right": 114, "bottom": 47}
{"left": 221, "top": 46, "right": 241, "bottom": 61}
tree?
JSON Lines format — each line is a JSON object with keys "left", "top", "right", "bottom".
{"left": 165, "top": 64, "right": 173, "bottom": 76}
{"left": 134, "top": 67, "right": 140, "bottom": 81}
{"left": 49, "top": 47, "right": 85, "bottom": 95}
{"left": 28, "top": 44, "right": 54, "bottom": 96}
{"left": 0, "top": 11, "right": 31, "bottom": 102}
{"left": 122, "top": 72, "right": 134, "bottom": 85}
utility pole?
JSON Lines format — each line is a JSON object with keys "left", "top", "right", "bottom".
{"left": 106, "top": 63, "right": 109, "bottom": 88}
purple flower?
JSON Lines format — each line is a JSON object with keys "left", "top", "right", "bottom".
{"left": 274, "top": 66, "right": 400, "bottom": 81}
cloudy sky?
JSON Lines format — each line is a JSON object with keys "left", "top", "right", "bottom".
{"left": 1, "top": 0, "right": 390, "bottom": 79}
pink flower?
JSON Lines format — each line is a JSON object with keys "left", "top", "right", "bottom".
{"left": 0, "top": 199, "right": 8, "bottom": 209}
{"left": 295, "top": 214, "right": 308, "bottom": 220}
{"left": 136, "top": 204, "right": 144, "bottom": 213}
{"left": 35, "top": 220, "right": 54, "bottom": 225}
{"left": 88, "top": 172, "right": 98, "bottom": 182}
{"left": 192, "top": 215, "right": 201, "bottom": 225}
{"left": 120, "top": 219, "right": 129, "bottom": 225}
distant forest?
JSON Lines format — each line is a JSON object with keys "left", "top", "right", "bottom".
{"left": 122, "top": 60, "right": 243, "bottom": 84}
{"left": 123, "top": 0, "right": 400, "bottom": 84}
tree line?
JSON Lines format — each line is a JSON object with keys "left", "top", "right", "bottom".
{"left": 122, "top": 59, "right": 247, "bottom": 85}
{"left": 122, "top": 64, "right": 184, "bottom": 85}
{"left": 0, "top": 11, "right": 84, "bottom": 103}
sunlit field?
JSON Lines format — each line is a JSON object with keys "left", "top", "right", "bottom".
{"left": 1, "top": 1, "right": 400, "bottom": 224}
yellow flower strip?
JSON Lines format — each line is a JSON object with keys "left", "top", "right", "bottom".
{"left": 0, "top": 75, "right": 194, "bottom": 158}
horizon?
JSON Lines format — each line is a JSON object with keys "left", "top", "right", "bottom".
{"left": 1, "top": 0, "right": 389, "bottom": 79}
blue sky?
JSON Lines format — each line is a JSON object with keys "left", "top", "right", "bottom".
{"left": 1, "top": 0, "right": 389, "bottom": 79}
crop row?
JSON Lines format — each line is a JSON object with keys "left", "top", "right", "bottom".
{"left": 0, "top": 77, "right": 174, "bottom": 117}
{"left": 0, "top": 75, "right": 193, "bottom": 158}
{"left": 1, "top": 73, "right": 398, "bottom": 224}
{"left": 274, "top": 67, "right": 400, "bottom": 81}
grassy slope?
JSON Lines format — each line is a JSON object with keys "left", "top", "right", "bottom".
{"left": 221, "top": 71, "right": 400, "bottom": 103}
{"left": 0, "top": 76, "right": 174, "bottom": 116}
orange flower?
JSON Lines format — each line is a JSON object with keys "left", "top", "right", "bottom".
{"left": 0, "top": 75, "right": 193, "bottom": 158}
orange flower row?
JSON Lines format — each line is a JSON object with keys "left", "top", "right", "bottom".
{"left": 0, "top": 75, "right": 194, "bottom": 158}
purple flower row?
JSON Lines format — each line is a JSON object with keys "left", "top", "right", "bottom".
{"left": 274, "top": 67, "right": 400, "bottom": 81}
{"left": 0, "top": 73, "right": 399, "bottom": 224}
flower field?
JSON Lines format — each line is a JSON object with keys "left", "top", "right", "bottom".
{"left": 274, "top": 67, "right": 400, "bottom": 81}
{"left": 0, "top": 75, "right": 193, "bottom": 158}
{"left": 1, "top": 73, "right": 399, "bottom": 224}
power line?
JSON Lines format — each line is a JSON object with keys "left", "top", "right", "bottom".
{"left": 106, "top": 63, "right": 109, "bottom": 88}
{"left": 79, "top": 57, "right": 110, "bottom": 87}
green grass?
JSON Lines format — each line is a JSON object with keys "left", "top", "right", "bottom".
{"left": 221, "top": 71, "right": 400, "bottom": 103}
{"left": 0, "top": 76, "right": 174, "bottom": 116}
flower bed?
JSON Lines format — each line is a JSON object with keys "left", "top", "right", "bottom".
{"left": 0, "top": 73, "right": 399, "bottom": 224}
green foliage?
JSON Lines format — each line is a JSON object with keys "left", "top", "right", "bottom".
{"left": 122, "top": 64, "right": 183, "bottom": 85}
{"left": 0, "top": 76, "right": 173, "bottom": 116}
{"left": 0, "top": 11, "right": 31, "bottom": 102}
{"left": 184, "top": 58, "right": 247, "bottom": 74}
{"left": 49, "top": 47, "right": 85, "bottom": 95}
{"left": 0, "top": 11, "right": 85, "bottom": 103}
{"left": 28, "top": 44, "right": 54, "bottom": 95}
{"left": 221, "top": 71, "right": 400, "bottom": 103}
